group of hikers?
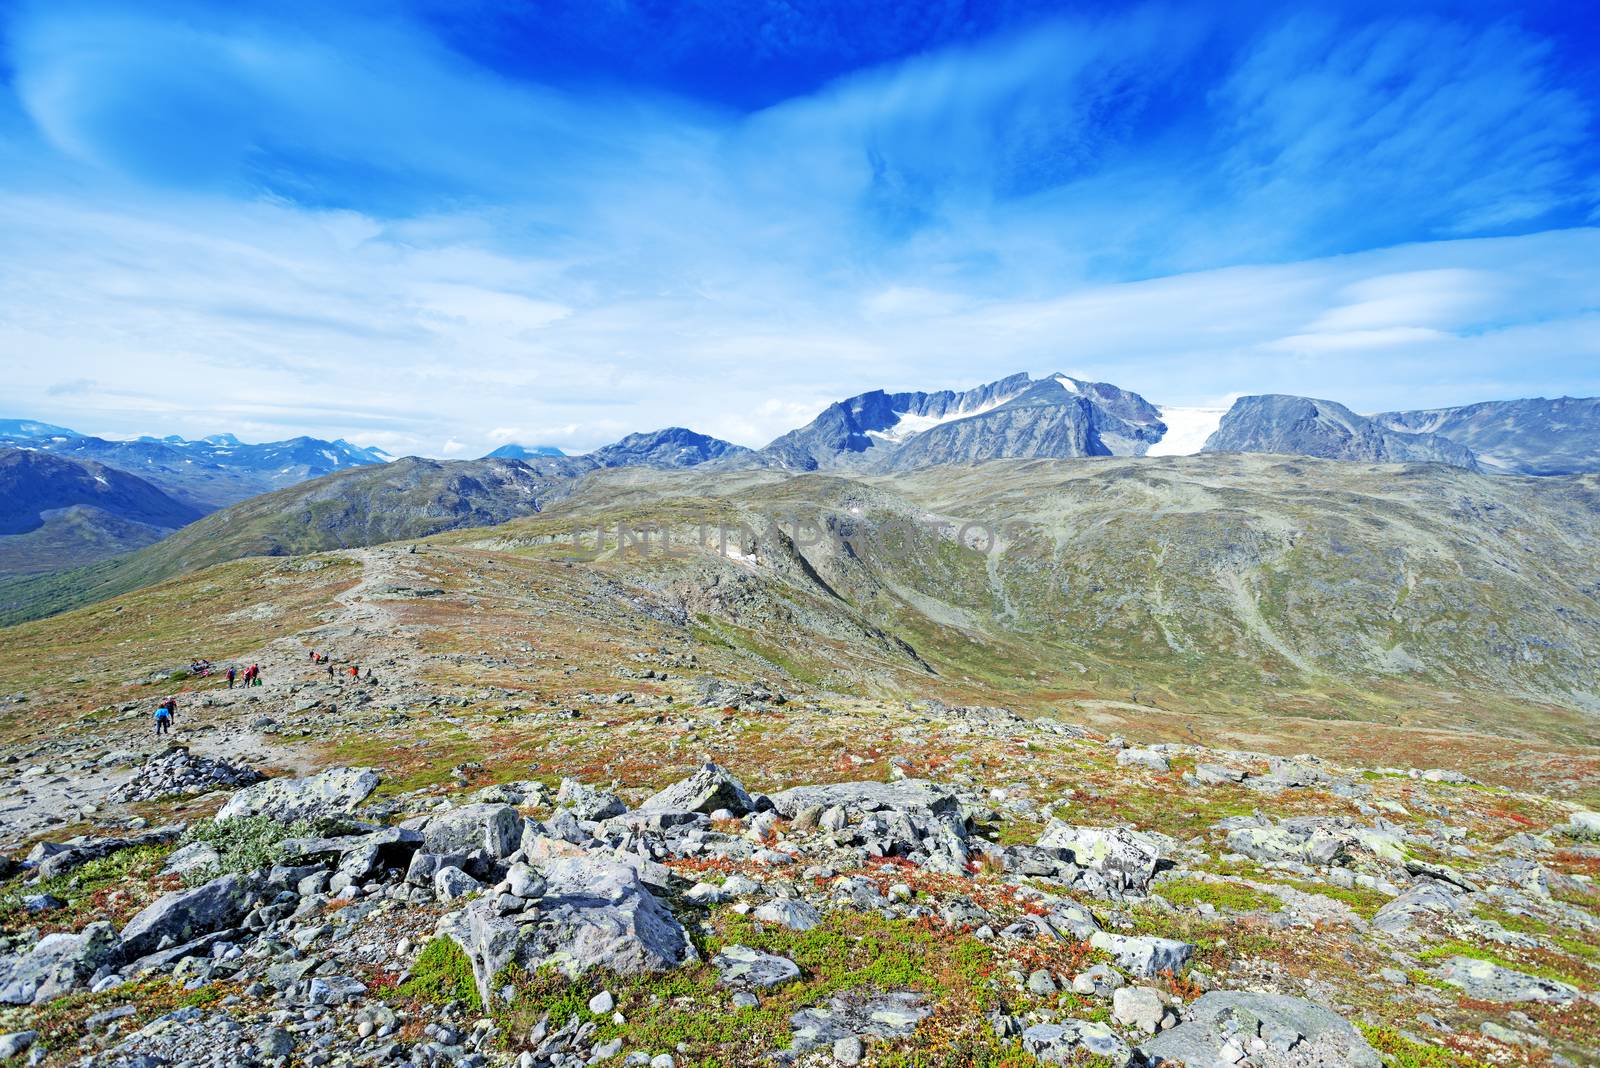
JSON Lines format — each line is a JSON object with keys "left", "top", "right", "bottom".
{"left": 226, "top": 663, "right": 263, "bottom": 689}
{"left": 309, "top": 650, "right": 377, "bottom": 686}
{"left": 155, "top": 648, "right": 378, "bottom": 735}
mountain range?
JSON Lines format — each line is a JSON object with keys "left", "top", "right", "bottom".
{"left": 4, "top": 374, "right": 1597, "bottom": 624}
{"left": 746, "top": 373, "right": 1600, "bottom": 475}
{"left": 0, "top": 450, "right": 205, "bottom": 575}
{"left": 0, "top": 422, "right": 389, "bottom": 510}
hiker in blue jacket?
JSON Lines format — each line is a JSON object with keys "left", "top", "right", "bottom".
{"left": 154, "top": 698, "right": 175, "bottom": 736}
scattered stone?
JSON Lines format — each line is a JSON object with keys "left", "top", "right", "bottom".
{"left": 712, "top": 945, "right": 801, "bottom": 989}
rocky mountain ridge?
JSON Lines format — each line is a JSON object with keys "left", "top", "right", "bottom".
{"left": 1375, "top": 396, "right": 1600, "bottom": 475}
{"left": 0, "top": 423, "right": 390, "bottom": 511}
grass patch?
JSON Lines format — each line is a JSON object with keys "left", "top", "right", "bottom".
{"left": 398, "top": 937, "right": 482, "bottom": 1012}
{"left": 0, "top": 843, "right": 176, "bottom": 935}
{"left": 492, "top": 908, "right": 1012, "bottom": 1066}
{"left": 1281, "top": 879, "right": 1391, "bottom": 919}
{"left": 1358, "top": 1024, "right": 1490, "bottom": 1067}
{"left": 1153, "top": 878, "right": 1282, "bottom": 914}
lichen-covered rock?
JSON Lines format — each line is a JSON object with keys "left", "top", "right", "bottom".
{"left": 0, "top": 922, "right": 118, "bottom": 1005}
{"left": 1139, "top": 991, "right": 1380, "bottom": 1067}
{"left": 1036, "top": 823, "right": 1162, "bottom": 896}
{"left": 441, "top": 854, "right": 695, "bottom": 1008}
{"left": 411, "top": 803, "right": 520, "bottom": 858}
{"left": 554, "top": 779, "right": 627, "bottom": 822}
{"left": 1434, "top": 957, "right": 1581, "bottom": 1003}
{"left": 712, "top": 945, "right": 800, "bottom": 989}
{"left": 1088, "top": 932, "right": 1193, "bottom": 978}
{"left": 638, "top": 762, "right": 753, "bottom": 816}
{"left": 1022, "top": 1020, "right": 1135, "bottom": 1065}
{"left": 118, "top": 873, "right": 256, "bottom": 959}
{"left": 215, "top": 767, "right": 379, "bottom": 823}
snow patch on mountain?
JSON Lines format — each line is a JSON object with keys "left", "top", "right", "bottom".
{"left": 1147, "top": 406, "right": 1227, "bottom": 456}
{"left": 865, "top": 394, "right": 1015, "bottom": 444}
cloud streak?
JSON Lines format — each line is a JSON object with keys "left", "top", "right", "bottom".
{"left": 0, "top": 1, "right": 1596, "bottom": 454}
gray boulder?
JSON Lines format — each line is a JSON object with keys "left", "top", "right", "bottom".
{"left": 554, "top": 779, "right": 627, "bottom": 822}
{"left": 712, "top": 945, "right": 801, "bottom": 989}
{"left": 0, "top": 922, "right": 118, "bottom": 1005}
{"left": 1021, "top": 1020, "right": 1135, "bottom": 1065}
{"left": 1434, "top": 957, "right": 1580, "bottom": 1003}
{"left": 754, "top": 898, "right": 822, "bottom": 931}
{"left": 638, "top": 762, "right": 753, "bottom": 816}
{"left": 0, "top": 1031, "right": 37, "bottom": 1060}
{"left": 1036, "top": 823, "right": 1162, "bottom": 897}
{"left": 215, "top": 767, "right": 379, "bottom": 822}
{"left": 441, "top": 855, "right": 695, "bottom": 1008}
{"left": 1088, "top": 932, "right": 1193, "bottom": 978}
{"left": 119, "top": 873, "right": 256, "bottom": 959}
{"left": 1140, "top": 991, "right": 1380, "bottom": 1067}
{"left": 434, "top": 866, "right": 482, "bottom": 902}
{"left": 1371, "top": 881, "right": 1464, "bottom": 936}
{"left": 414, "top": 804, "right": 521, "bottom": 858}
{"left": 1116, "top": 749, "right": 1170, "bottom": 773}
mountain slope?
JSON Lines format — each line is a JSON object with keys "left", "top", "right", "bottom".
{"left": 458, "top": 455, "right": 1600, "bottom": 736}
{"left": 1375, "top": 395, "right": 1600, "bottom": 475}
{"left": 0, "top": 450, "right": 203, "bottom": 536}
{"left": 1203, "top": 395, "right": 1479, "bottom": 468}
{"left": 0, "top": 455, "right": 589, "bottom": 624}
{"left": 0, "top": 450, "right": 206, "bottom": 576}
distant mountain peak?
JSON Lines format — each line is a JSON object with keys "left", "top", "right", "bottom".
{"left": 485, "top": 443, "right": 566, "bottom": 460}
{"left": 589, "top": 427, "right": 750, "bottom": 469}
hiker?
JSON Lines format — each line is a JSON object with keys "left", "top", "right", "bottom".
{"left": 226, "top": 665, "right": 237, "bottom": 689}
{"left": 309, "top": 650, "right": 316, "bottom": 662}
{"left": 326, "top": 662, "right": 334, "bottom": 678}
{"left": 349, "top": 665, "right": 359, "bottom": 679}
{"left": 251, "top": 664, "right": 263, "bottom": 686}
{"left": 154, "top": 698, "right": 174, "bottom": 736}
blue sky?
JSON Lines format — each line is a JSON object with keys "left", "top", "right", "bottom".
{"left": 1, "top": 0, "right": 1597, "bottom": 456}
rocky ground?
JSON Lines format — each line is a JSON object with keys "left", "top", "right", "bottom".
{"left": 0, "top": 548, "right": 1597, "bottom": 1067}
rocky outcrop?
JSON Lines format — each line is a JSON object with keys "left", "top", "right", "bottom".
{"left": 1034, "top": 823, "right": 1164, "bottom": 897}
{"left": 637, "top": 762, "right": 753, "bottom": 816}
{"left": 1139, "top": 991, "right": 1382, "bottom": 1067}
{"left": 215, "top": 767, "right": 379, "bottom": 823}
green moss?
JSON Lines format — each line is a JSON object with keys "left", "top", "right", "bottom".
{"left": 1153, "top": 878, "right": 1282, "bottom": 914}
{"left": 1416, "top": 940, "right": 1592, "bottom": 988}
{"left": 1358, "top": 1024, "right": 1490, "bottom": 1067}
{"left": 399, "top": 938, "right": 481, "bottom": 1012}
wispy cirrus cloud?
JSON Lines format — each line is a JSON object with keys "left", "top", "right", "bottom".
{"left": 0, "top": 1, "right": 1596, "bottom": 455}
